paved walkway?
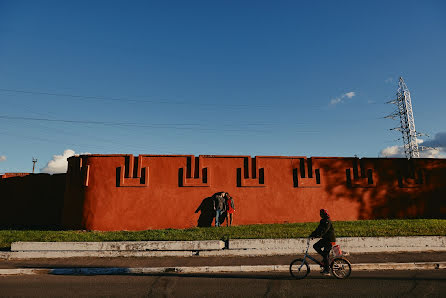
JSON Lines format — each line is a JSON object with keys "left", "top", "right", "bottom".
{"left": 1, "top": 252, "right": 446, "bottom": 269}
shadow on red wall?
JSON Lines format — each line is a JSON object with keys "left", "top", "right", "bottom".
{"left": 194, "top": 194, "right": 228, "bottom": 227}
{"left": 0, "top": 174, "right": 66, "bottom": 229}
{"left": 319, "top": 158, "right": 446, "bottom": 219}
{"left": 194, "top": 196, "right": 215, "bottom": 227}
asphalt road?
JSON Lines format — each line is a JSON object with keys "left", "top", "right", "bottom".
{"left": 3, "top": 252, "right": 446, "bottom": 269}
{"left": 1, "top": 270, "right": 445, "bottom": 297}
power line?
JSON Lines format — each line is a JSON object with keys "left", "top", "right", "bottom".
{"left": 0, "top": 115, "right": 272, "bottom": 133}
{"left": 0, "top": 115, "right": 319, "bottom": 133}
{"left": 0, "top": 87, "right": 271, "bottom": 109}
{"left": 0, "top": 115, "right": 199, "bottom": 126}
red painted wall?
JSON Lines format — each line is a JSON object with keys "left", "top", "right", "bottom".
{"left": 62, "top": 155, "right": 446, "bottom": 231}
{"left": 0, "top": 173, "right": 31, "bottom": 179}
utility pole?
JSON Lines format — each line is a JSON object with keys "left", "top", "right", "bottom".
{"left": 32, "top": 157, "right": 37, "bottom": 173}
{"left": 385, "top": 77, "right": 420, "bottom": 159}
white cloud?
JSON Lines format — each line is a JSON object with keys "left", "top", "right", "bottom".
{"left": 419, "top": 148, "right": 446, "bottom": 158}
{"left": 0, "top": 155, "right": 6, "bottom": 162}
{"left": 40, "top": 149, "right": 76, "bottom": 174}
{"left": 330, "top": 91, "right": 356, "bottom": 105}
{"left": 380, "top": 145, "right": 404, "bottom": 157}
{"left": 385, "top": 77, "right": 394, "bottom": 83}
{"left": 344, "top": 92, "right": 355, "bottom": 99}
{"left": 330, "top": 97, "right": 342, "bottom": 105}
{"left": 380, "top": 134, "right": 446, "bottom": 158}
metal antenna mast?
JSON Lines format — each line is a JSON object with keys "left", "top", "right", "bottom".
{"left": 386, "top": 77, "right": 420, "bottom": 159}
{"left": 32, "top": 157, "right": 38, "bottom": 173}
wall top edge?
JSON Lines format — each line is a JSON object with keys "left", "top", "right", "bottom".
{"left": 70, "top": 154, "right": 345, "bottom": 159}
{"left": 1, "top": 173, "right": 65, "bottom": 178}
{"left": 67, "top": 154, "right": 446, "bottom": 161}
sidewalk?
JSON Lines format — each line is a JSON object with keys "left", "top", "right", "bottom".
{"left": 1, "top": 252, "right": 446, "bottom": 269}
{"left": 1, "top": 237, "right": 446, "bottom": 275}
{"left": 1, "top": 252, "right": 446, "bottom": 275}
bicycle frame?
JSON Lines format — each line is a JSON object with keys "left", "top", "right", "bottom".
{"left": 298, "top": 238, "right": 325, "bottom": 268}
{"left": 291, "top": 238, "right": 352, "bottom": 279}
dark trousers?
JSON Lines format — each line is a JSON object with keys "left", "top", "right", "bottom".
{"left": 313, "top": 238, "right": 332, "bottom": 269}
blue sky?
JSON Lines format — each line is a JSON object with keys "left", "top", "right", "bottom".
{"left": 1, "top": 0, "right": 445, "bottom": 173}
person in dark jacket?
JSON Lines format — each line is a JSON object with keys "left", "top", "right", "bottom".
{"left": 309, "top": 209, "right": 336, "bottom": 274}
{"left": 213, "top": 192, "right": 227, "bottom": 227}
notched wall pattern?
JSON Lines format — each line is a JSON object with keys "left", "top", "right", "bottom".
{"left": 237, "top": 156, "right": 265, "bottom": 187}
{"left": 116, "top": 155, "right": 148, "bottom": 187}
{"left": 92, "top": 156, "right": 440, "bottom": 190}
{"left": 179, "top": 155, "right": 209, "bottom": 187}
{"left": 396, "top": 162, "right": 427, "bottom": 188}
{"left": 66, "top": 156, "right": 89, "bottom": 187}
{"left": 346, "top": 158, "right": 376, "bottom": 188}
{"left": 292, "top": 157, "right": 322, "bottom": 188}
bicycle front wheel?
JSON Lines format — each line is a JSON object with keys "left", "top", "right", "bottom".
{"left": 290, "top": 258, "right": 310, "bottom": 279}
{"left": 330, "top": 258, "right": 351, "bottom": 279}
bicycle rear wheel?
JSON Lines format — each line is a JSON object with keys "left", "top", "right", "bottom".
{"left": 289, "top": 258, "right": 310, "bottom": 279}
{"left": 330, "top": 258, "right": 351, "bottom": 279}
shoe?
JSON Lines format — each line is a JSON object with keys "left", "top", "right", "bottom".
{"left": 320, "top": 269, "right": 330, "bottom": 275}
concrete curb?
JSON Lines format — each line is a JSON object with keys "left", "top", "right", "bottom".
{"left": 228, "top": 237, "right": 446, "bottom": 253}
{"left": 1, "top": 262, "right": 445, "bottom": 276}
{"left": 3, "top": 249, "right": 446, "bottom": 260}
{"left": 9, "top": 237, "right": 446, "bottom": 256}
{"left": 5, "top": 237, "right": 446, "bottom": 260}
{"left": 2, "top": 250, "right": 197, "bottom": 260}
{"left": 11, "top": 240, "right": 225, "bottom": 251}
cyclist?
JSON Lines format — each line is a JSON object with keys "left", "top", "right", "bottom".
{"left": 309, "top": 209, "right": 336, "bottom": 274}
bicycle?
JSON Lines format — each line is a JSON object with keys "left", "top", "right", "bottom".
{"left": 289, "top": 237, "right": 352, "bottom": 279}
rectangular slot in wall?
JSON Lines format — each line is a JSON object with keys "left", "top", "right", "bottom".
{"left": 194, "top": 157, "right": 200, "bottom": 178}
{"left": 346, "top": 169, "right": 352, "bottom": 187}
{"left": 307, "top": 159, "right": 313, "bottom": 178}
{"left": 300, "top": 159, "right": 305, "bottom": 178}
{"left": 367, "top": 169, "right": 373, "bottom": 184}
{"left": 315, "top": 169, "right": 321, "bottom": 184}
{"left": 133, "top": 156, "right": 139, "bottom": 178}
{"left": 259, "top": 168, "right": 265, "bottom": 184}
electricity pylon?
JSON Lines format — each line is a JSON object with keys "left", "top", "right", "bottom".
{"left": 385, "top": 77, "right": 420, "bottom": 159}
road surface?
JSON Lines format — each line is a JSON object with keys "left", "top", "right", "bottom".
{"left": 1, "top": 270, "right": 445, "bottom": 297}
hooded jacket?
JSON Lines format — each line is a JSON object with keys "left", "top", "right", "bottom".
{"left": 310, "top": 216, "right": 336, "bottom": 242}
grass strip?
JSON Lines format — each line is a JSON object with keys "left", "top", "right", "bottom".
{"left": 1, "top": 219, "right": 445, "bottom": 250}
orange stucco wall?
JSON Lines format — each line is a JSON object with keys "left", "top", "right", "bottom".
{"left": 62, "top": 154, "right": 446, "bottom": 231}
